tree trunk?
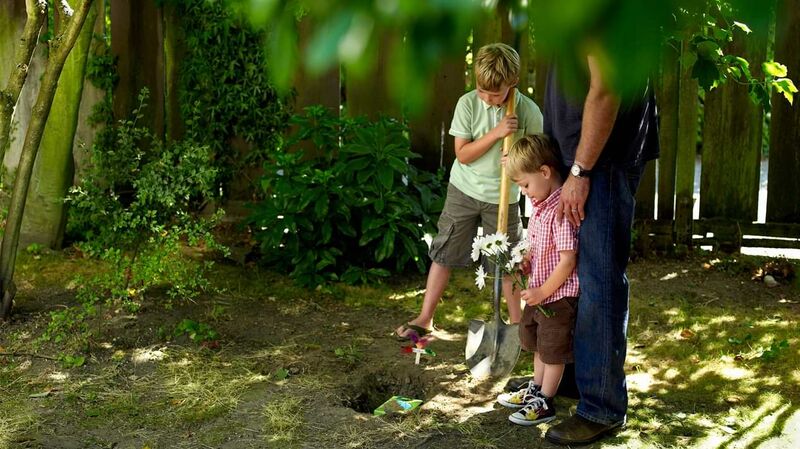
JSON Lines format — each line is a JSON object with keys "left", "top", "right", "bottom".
{"left": 21, "top": 1, "right": 97, "bottom": 249}
{"left": 0, "top": 0, "right": 46, "bottom": 163}
{"left": 0, "top": 0, "right": 95, "bottom": 320}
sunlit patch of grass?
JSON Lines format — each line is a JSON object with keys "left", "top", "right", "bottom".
{"left": 262, "top": 395, "right": 305, "bottom": 448}
{"left": 0, "top": 395, "right": 37, "bottom": 448}
{"left": 160, "top": 353, "right": 267, "bottom": 422}
{"left": 450, "top": 419, "right": 502, "bottom": 449}
{"left": 320, "top": 422, "right": 399, "bottom": 449}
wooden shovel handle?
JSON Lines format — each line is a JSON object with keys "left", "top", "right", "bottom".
{"left": 496, "top": 89, "right": 516, "bottom": 234}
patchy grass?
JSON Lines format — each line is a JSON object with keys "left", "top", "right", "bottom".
{"left": 262, "top": 394, "right": 306, "bottom": 448}
{"left": 0, "top": 252, "right": 797, "bottom": 448}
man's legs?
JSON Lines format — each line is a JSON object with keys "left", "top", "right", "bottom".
{"left": 545, "top": 165, "right": 643, "bottom": 445}
{"left": 573, "top": 165, "right": 642, "bottom": 425}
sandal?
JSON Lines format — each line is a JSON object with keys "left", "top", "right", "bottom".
{"left": 395, "top": 323, "right": 432, "bottom": 340}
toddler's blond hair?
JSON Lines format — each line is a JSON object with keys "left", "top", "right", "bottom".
{"left": 506, "top": 134, "right": 561, "bottom": 180}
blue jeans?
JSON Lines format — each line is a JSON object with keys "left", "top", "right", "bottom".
{"left": 575, "top": 164, "right": 643, "bottom": 426}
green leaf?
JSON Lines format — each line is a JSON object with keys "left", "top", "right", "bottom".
{"left": 321, "top": 221, "right": 332, "bottom": 243}
{"left": 375, "top": 228, "right": 395, "bottom": 262}
{"left": 314, "top": 196, "right": 329, "bottom": 219}
{"left": 763, "top": 61, "right": 788, "bottom": 78}
{"left": 305, "top": 12, "right": 353, "bottom": 74}
{"left": 733, "top": 21, "right": 752, "bottom": 34}
{"left": 377, "top": 164, "right": 394, "bottom": 190}
{"left": 696, "top": 41, "right": 721, "bottom": 61}
{"left": 692, "top": 58, "right": 721, "bottom": 90}
{"left": 773, "top": 78, "right": 798, "bottom": 104}
{"left": 734, "top": 57, "right": 752, "bottom": 80}
{"left": 267, "top": 14, "right": 298, "bottom": 91}
{"left": 273, "top": 368, "right": 289, "bottom": 380}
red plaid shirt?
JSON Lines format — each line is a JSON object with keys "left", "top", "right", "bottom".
{"left": 527, "top": 187, "right": 580, "bottom": 304}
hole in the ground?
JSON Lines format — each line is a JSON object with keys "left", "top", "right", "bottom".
{"left": 343, "top": 370, "right": 430, "bottom": 414}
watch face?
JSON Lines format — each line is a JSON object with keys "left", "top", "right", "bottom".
{"left": 570, "top": 164, "right": 580, "bottom": 177}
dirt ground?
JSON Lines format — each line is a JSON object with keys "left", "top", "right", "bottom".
{"left": 0, "top": 252, "right": 798, "bottom": 448}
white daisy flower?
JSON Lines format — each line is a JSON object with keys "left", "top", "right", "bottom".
{"left": 510, "top": 240, "right": 528, "bottom": 264}
{"left": 475, "top": 265, "right": 488, "bottom": 290}
{"left": 491, "top": 232, "right": 510, "bottom": 254}
{"left": 471, "top": 235, "right": 484, "bottom": 262}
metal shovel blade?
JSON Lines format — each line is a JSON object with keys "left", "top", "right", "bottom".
{"left": 465, "top": 317, "right": 520, "bottom": 379}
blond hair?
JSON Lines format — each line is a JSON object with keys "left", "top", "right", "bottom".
{"left": 474, "top": 43, "right": 520, "bottom": 91}
{"left": 506, "top": 134, "right": 561, "bottom": 180}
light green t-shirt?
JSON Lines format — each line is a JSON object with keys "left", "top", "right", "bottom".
{"left": 448, "top": 89, "right": 544, "bottom": 204}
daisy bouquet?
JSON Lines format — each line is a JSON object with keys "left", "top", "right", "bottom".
{"left": 471, "top": 232, "right": 553, "bottom": 317}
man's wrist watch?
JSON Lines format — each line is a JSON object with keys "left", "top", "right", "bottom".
{"left": 570, "top": 163, "right": 591, "bottom": 178}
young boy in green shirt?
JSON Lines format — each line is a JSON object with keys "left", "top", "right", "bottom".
{"left": 396, "top": 43, "right": 544, "bottom": 339}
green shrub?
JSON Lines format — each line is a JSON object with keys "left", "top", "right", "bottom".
{"left": 66, "top": 89, "right": 225, "bottom": 309}
{"left": 161, "top": 0, "right": 293, "bottom": 196}
{"left": 249, "top": 106, "right": 445, "bottom": 287}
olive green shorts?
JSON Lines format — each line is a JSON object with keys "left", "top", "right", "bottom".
{"left": 428, "top": 184, "right": 523, "bottom": 268}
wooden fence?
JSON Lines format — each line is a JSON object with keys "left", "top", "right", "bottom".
{"left": 5, "top": 1, "right": 797, "bottom": 253}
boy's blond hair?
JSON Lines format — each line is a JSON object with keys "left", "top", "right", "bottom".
{"left": 506, "top": 134, "right": 561, "bottom": 180}
{"left": 474, "top": 43, "right": 520, "bottom": 91}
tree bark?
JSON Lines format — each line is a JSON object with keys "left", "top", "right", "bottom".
{"left": 0, "top": 0, "right": 46, "bottom": 163}
{"left": 0, "top": 0, "right": 95, "bottom": 320}
{"left": 21, "top": 1, "right": 97, "bottom": 249}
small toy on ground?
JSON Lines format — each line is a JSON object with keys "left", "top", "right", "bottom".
{"left": 373, "top": 396, "right": 423, "bottom": 416}
{"left": 401, "top": 330, "right": 436, "bottom": 365}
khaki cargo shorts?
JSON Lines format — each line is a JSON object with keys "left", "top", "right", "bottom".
{"left": 428, "top": 184, "right": 523, "bottom": 268}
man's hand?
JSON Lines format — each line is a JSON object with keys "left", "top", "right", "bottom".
{"left": 557, "top": 175, "right": 590, "bottom": 227}
{"left": 493, "top": 114, "right": 518, "bottom": 139}
{"left": 521, "top": 287, "right": 546, "bottom": 306}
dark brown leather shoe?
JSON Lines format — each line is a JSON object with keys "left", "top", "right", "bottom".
{"left": 545, "top": 415, "right": 624, "bottom": 445}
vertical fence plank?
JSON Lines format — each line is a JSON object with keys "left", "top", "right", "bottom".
{"left": 295, "top": 19, "right": 340, "bottom": 115}
{"left": 657, "top": 44, "right": 679, "bottom": 221}
{"left": 636, "top": 161, "right": 656, "bottom": 219}
{"left": 700, "top": 24, "right": 767, "bottom": 223}
{"left": 344, "top": 35, "right": 398, "bottom": 119}
{"left": 767, "top": 0, "right": 800, "bottom": 223}
{"left": 162, "top": 2, "right": 184, "bottom": 142}
{"left": 472, "top": 10, "right": 502, "bottom": 56}
{"left": 408, "top": 58, "right": 464, "bottom": 172}
{"left": 111, "top": 0, "right": 165, "bottom": 136}
{"left": 675, "top": 40, "right": 698, "bottom": 248}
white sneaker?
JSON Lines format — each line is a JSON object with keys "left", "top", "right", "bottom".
{"left": 509, "top": 393, "right": 556, "bottom": 426}
{"left": 496, "top": 380, "right": 541, "bottom": 409}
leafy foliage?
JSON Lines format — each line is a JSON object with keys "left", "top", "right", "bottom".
{"left": 162, "top": 0, "right": 293, "bottom": 195}
{"left": 66, "top": 89, "right": 225, "bottom": 308}
{"left": 237, "top": 0, "right": 794, "bottom": 109}
{"left": 174, "top": 319, "right": 220, "bottom": 345}
{"left": 234, "top": 0, "right": 481, "bottom": 113}
{"left": 676, "top": 1, "right": 797, "bottom": 110}
{"left": 248, "top": 106, "right": 445, "bottom": 287}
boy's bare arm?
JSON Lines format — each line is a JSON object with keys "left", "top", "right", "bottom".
{"left": 454, "top": 114, "right": 518, "bottom": 164}
{"left": 521, "top": 250, "right": 577, "bottom": 306}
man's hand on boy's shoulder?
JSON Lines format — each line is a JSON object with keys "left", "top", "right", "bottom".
{"left": 493, "top": 114, "right": 518, "bottom": 139}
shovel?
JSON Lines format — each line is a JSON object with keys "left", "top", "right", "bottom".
{"left": 464, "top": 89, "right": 521, "bottom": 379}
